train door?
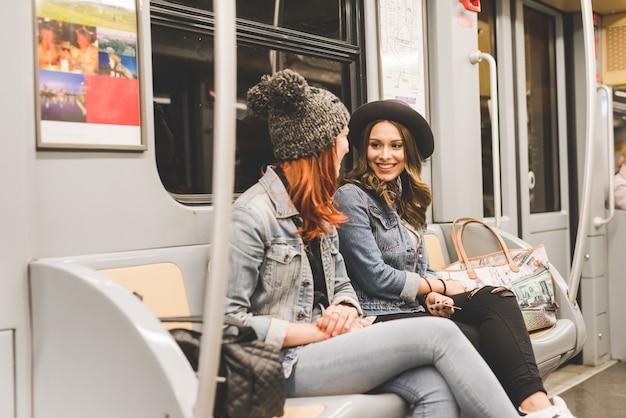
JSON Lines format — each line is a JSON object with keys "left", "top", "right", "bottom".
{"left": 515, "top": 1, "right": 572, "bottom": 276}
{"left": 476, "top": 0, "right": 572, "bottom": 276}
{"left": 477, "top": 0, "right": 626, "bottom": 367}
{"left": 609, "top": 87, "right": 626, "bottom": 362}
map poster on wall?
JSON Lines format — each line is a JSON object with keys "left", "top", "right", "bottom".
{"left": 378, "top": 0, "right": 427, "bottom": 116}
{"left": 34, "top": 0, "right": 145, "bottom": 150}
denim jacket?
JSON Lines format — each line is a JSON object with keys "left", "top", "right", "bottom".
{"left": 225, "top": 167, "right": 362, "bottom": 377}
{"left": 334, "top": 183, "right": 430, "bottom": 316}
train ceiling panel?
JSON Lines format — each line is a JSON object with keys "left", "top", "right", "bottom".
{"left": 602, "top": 13, "right": 626, "bottom": 88}
{"left": 540, "top": 0, "right": 626, "bottom": 15}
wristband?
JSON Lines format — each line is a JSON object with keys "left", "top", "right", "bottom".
{"left": 423, "top": 278, "right": 433, "bottom": 293}
{"left": 438, "top": 278, "right": 447, "bottom": 295}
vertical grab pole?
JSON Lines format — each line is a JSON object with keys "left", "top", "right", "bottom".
{"left": 593, "top": 85, "right": 615, "bottom": 228}
{"left": 469, "top": 50, "right": 501, "bottom": 228}
{"left": 195, "top": 0, "right": 237, "bottom": 416}
{"left": 568, "top": 0, "right": 595, "bottom": 304}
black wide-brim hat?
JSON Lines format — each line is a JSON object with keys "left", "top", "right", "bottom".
{"left": 347, "top": 100, "right": 434, "bottom": 160}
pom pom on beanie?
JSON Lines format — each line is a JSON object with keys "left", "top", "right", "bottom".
{"left": 247, "top": 69, "right": 349, "bottom": 161}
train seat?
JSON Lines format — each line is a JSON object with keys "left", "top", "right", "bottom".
{"left": 425, "top": 223, "right": 586, "bottom": 378}
{"left": 284, "top": 394, "right": 408, "bottom": 417}
{"left": 99, "top": 261, "right": 410, "bottom": 417}
{"left": 29, "top": 224, "right": 586, "bottom": 417}
{"left": 29, "top": 246, "right": 408, "bottom": 418}
{"left": 100, "top": 262, "right": 194, "bottom": 330}
{"left": 29, "top": 253, "right": 199, "bottom": 418}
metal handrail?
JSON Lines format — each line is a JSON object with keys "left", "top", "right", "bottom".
{"left": 469, "top": 50, "right": 502, "bottom": 228}
{"left": 593, "top": 85, "right": 615, "bottom": 228}
{"left": 195, "top": 0, "right": 237, "bottom": 416}
{"left": 568, "top": 0, "right": 595, "bottom": 305}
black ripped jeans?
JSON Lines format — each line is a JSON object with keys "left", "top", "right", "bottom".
{"left": 374, "top": 286, "right": 545, "bottom": 408}
{"left": 450, "top": 286, "right": 546, "bottom": 408}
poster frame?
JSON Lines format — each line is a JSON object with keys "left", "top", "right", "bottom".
{"left": 34, "top": 0, "right": 146, "bottom": 151}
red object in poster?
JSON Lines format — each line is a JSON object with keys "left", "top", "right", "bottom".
{"left": 85, "top": 75, "right": 140, "bottom": 126}
{"left": 461, "top": 0, "right": 481, "bottom": 13}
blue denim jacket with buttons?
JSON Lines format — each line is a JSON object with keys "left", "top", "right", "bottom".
{"left": 225, "top": 167, "right": 362, "bottom": 377}
{"left": 334, "top": 183, "right": 429, "bottom": 316}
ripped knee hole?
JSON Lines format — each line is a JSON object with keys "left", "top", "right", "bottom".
{"left": 467, "top": 286, "right": 515, "bottom": 299}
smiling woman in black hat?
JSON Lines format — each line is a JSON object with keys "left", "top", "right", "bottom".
{"left": 334, "top": 100, "right": 575, "bottom": 418}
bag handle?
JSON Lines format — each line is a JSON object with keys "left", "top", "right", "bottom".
{"left": 161, "top": 314, "right": 259, "bottom": 342}
{"left": 450, "top": 217, "right": 519, "bottom": 279}
{"left": 160, "top": 315, "right": 249, "bottom": 327}
{"left": 160, "top": 315, "right": 203, "bottom": 323}
{"left": 223, "top": 315, "right": 259, "bottom": 343}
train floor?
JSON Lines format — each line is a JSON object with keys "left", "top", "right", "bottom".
{"left": 544, "top": 359, "right": 625, "bottom": 417}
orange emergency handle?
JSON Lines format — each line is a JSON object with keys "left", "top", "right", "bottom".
{"left": 461, "top": 0, "right": 481, "bottom": 12}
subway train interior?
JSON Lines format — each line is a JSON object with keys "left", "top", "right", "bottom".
{"left": 2, "top": 0, "right": 626, "bottom": 416}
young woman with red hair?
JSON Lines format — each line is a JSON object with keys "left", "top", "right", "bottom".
{"left": 224, "top": 69, "right": 519, "bottom": 417}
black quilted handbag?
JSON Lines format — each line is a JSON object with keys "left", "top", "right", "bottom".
{"left": 168, "top": 316, "right": 286, "bottom": 418}
{"left": 217, "top": 316, "right": 286, "bottom": 418}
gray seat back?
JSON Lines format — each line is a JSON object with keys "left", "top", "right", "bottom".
{"left": 425, "top": 223, "right": 586, "bottom": 378}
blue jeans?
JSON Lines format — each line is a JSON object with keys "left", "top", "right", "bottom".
{"left": 286, "top": 317, "right": 518, "bottom": 418}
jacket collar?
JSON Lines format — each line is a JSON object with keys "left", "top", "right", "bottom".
{"left": 259, "top": 166, "right": 300, "bottom": 219}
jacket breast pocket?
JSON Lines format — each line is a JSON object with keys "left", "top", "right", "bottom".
{"left": 369, "top": 206, "right": 401, "bottom": 252}
{"left": 264, "top": 241, "right": 302, "bottom": 287}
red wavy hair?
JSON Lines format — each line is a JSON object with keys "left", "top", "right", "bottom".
{"left": 280, "top": 143, "right": 347, "bottom": 241}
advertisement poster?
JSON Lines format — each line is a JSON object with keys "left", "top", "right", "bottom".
{"left": 35, "top": 0, "right": 144, "bottom": 150}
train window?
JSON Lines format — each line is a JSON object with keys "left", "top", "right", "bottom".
{"left": 163, "top": 0, "right": 349, "bottom": 41}
{"left": 150, "top": 1, "right": 361, "bottom": 201}
{"left": 523, "top": 6, "right": 561, "bottom": 214}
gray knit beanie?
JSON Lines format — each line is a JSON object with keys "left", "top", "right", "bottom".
{"left": 246, "top": 69, "right": 350, "bottom": 161}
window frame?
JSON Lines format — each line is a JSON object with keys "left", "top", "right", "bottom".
{"left": 150, "top": 0, "right": 366, "bottom": 204}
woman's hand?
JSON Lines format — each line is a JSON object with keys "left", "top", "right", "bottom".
{"left": 425, "top": 292, "right": 459, "bottom": 318}
{"left": 441, "top": 279, "right": 467, "bottom": 296}
{"left": 316, "top": 304, "right": 360, "bottom": 337}
{"left": 283, "top": 323, "right": 333, "bottom": 347}
{"left": 348, "top": 317, "right": 372, "bottom": 332}
{"left": 283, "top": 305, "right": 367, "bottom": 347}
